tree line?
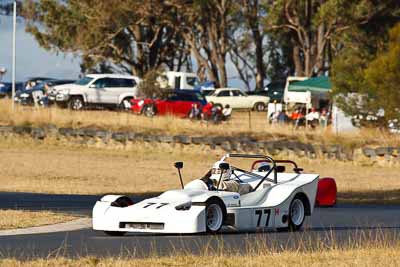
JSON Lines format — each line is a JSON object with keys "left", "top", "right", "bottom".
{"left": 21, "top": 0, "right": 400, "bottom": 124}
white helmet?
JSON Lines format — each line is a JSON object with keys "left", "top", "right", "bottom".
{"left": 210, "top": 161, "right": 232, "bottom": 181}
{"left": 257, "top": 162, "right": 270, "bottom": 172}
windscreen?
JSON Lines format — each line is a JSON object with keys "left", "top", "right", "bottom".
{"left": 75, "top": 76, "right": 94, "bottom": 86}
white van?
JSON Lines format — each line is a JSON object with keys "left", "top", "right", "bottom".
{"left": 159, "top": 71, "right": 200, "bottom": 90}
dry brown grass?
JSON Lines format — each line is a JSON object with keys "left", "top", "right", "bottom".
{"left": 0, "top": 209, "right": 80, "bottom": 230}
{"left": 0, "top": 137, "right": 399, "bottom": 203}
{"left": 1, "top": 245, "right": 400, "bottom": 266}
{"left": 0, "top": 99, "right": 398, "bottom": 147}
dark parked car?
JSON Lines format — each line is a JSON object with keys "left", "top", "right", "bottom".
{"left": 15, "top": 79, "right": 75, "bottom": 106}
{"left": 248, "top": 81, "right": 286, "bottom": 103}
{"left": 0, "top": 82, "right": 24, "bottom": 98}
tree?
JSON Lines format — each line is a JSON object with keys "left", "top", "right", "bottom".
{"left": 228, "top": 0, "right": 268, "bottom": 90}
{"left": 23, "top": 0, "right": 191, "bottom": 76}
{"left": 363, "top": 23, "right": 400, "bottom": 121}
{"left": 264, "top": 0, "right": 394, "bottom": 77}
{"left": 136, "top": 68, "right": 169, "bottom": 98}
{"left": 169, "top": 0, "right": 236, "bottom": 87}
{"left": 332, "top": 21, "right": 400, "bottom": 126}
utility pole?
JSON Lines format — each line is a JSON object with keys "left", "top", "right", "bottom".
{"left": 11, "top": 1, "right": 16, "bottom": 111}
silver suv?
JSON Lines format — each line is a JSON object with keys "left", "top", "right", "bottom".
{"left": 49, "top": 74, "right": 141, "bottom": 110}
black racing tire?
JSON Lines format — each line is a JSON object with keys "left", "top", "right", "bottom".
{"left": 288, "top": 196, "right": 306, "bottom": 231}
{"left": 104, "top": 231, "right": 126, "bottom": 236}
{"left": 205, "top": 198, "right": 226, "bottom": 233}
{"left": 254, "top": 102, "right": 266, "bottom": 112}
{"left": 143, "top": 104, "right": 156, "bottom": 117}
{"left": 68, "top": 96, "right": 84, "bottom": 110}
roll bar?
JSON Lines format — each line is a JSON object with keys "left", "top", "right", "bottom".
{"left": 227, "top": 153, "right": 277, "bottom": 191}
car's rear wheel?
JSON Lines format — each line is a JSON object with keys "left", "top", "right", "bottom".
{"left": 254, "top": 102, "right": 266, "bottom": 112}
{"left": 205, "top": 198, "right": 226, "bottom": 233}
{"left": 143, "top": 104, "right": 156, "bottom": 117}
{"left": 69, "top": 96, "right": 84, "bottom": 110}
{"left": 288, "top": 196, "right": 305, "bottom": 231}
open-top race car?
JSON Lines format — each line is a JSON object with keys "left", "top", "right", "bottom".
{"left": 93, "top": 154, "right": 319, "bottom": 235}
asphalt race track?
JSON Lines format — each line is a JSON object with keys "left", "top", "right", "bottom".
{"left": 0, "top": 192, "right": 399, "bottom": 259}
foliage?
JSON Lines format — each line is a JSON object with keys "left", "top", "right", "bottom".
{"left": 136, "top": 69, "right": 168, "bottom": 99}
{"left": 264, "top": 0, "right": 398, "bottom": 77}
{"left": 23, "top": 0, "right": 190, "bottom": 77}
{"left": 363, "top": 24, "right": 400, "bottom": 121}
{"left": 332, "top": 21, "right": 400, "bottom": 125}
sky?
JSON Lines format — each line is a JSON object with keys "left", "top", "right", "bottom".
{"left": 0, "top": 14, "right": 247, "bottom": 88}
{"left": 0, "top": 15, "right": 81, "bottom": 82}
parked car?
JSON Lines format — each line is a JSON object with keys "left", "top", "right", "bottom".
{"left": 131, "top": 90, "right": 207, "bottom": 117}
{"left": 206, "top": 88, "right": 270, "bottom": 111}
{"left": 0, "top": 82, "right": 11, "bottom": 98}
{"left": 15, "top": 79, "right": 75, "bottom": 106}
{"left": 248, "top": 81, "right": 286, "bottom": 103}
{"left": 49, "top": 74, "right": 141, "bottom": 110}
{"left": 0, "top": 82, "right": 24, "bottom": 98}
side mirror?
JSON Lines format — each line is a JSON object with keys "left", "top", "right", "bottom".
{"left": 219, "top": 162, "right": 230, "bottom": 170}
{"left": 89, "top": 84, "right": 96, "bottom": 89}
{"left": 276, "top": 165, "right": 286, "bottom": 173}
{"left": 174, "top": 162, "right": 183, "bottom": 169}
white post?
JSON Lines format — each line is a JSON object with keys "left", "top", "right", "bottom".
{"left": 11, "top": 1, "right": 16, "bottom": 111}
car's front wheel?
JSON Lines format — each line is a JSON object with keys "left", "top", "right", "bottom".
{"left": 254, "top": 102, "right": 266, "bottom": 112}
{"left": 68, "top": 96, "right": 84, "bottom": 111}
{"left": 288, "top": 196, "right": 305, "bottom": 231}
{"left": 205, "top": 198, "right": 226, "bottom": 233}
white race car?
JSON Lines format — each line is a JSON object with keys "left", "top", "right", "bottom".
{"left": 93, "top": 154, "right": 319, "bottom": 235}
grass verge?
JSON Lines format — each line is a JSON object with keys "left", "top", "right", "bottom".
{"left": 0, "top": 209, "right": 81, "bottom": 230}
{"left": 1, "top": 237, "right": 400, "bottom": 266}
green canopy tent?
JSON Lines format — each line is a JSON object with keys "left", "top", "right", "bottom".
{"left": 288, "top": 76, "right": 331, "bottom": 92}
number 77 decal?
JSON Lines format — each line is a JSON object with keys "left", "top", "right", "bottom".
{"left": 255, "top": 209, "right": 271, "bottom": 227}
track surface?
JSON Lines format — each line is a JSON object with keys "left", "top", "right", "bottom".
{"left": 0, "top": 192, "right": 399, "bottom": 259}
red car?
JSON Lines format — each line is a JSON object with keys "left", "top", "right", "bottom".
{"left": 131, "top": 90, "right": 207, "bottom": 118}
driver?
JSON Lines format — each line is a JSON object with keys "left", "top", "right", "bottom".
{"left": 201, "top": 161, "right": 251, "bottom": 194}
{"left": 255, "top": 162, "right": 270, "bottom": 172}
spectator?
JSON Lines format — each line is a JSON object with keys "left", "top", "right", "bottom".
{"left": 320, "top": 108, "right": 328, "bottom": 128}
{"left": 277, "top": 109, "right": 289, "bottom": 124}
{"left": 269, "top": 110, "right": 279, "bottom": 124}
{"left": 291, "top": 108, "right": 304, "bottom": 128}
{"left": 222, "top": 104, "right": 232, "bottom": 121}
{"left": 306, "top": 108, "right": 320, "bottom": 128}
{"left": 189, "top": 103, "right": 201, "bottom": 120}
{"left": 201, "top": 101, "right": 214, "bottom": 120}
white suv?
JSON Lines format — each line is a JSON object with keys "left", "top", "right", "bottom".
{"left": 50, "top": 74, "right": 141, "bottom": 110}
{"left": 206, "top": 88, "right": 270, "bottom": 111}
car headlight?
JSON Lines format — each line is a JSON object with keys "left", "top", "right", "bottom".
{"left": 175, "top": 201, "right": 192, "bottom": 211}
{"left": 138, "top": 100, "right": 144, "bottom": 106}
{"left": 58, "top": 89, "right": 70, "bottom": 95}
